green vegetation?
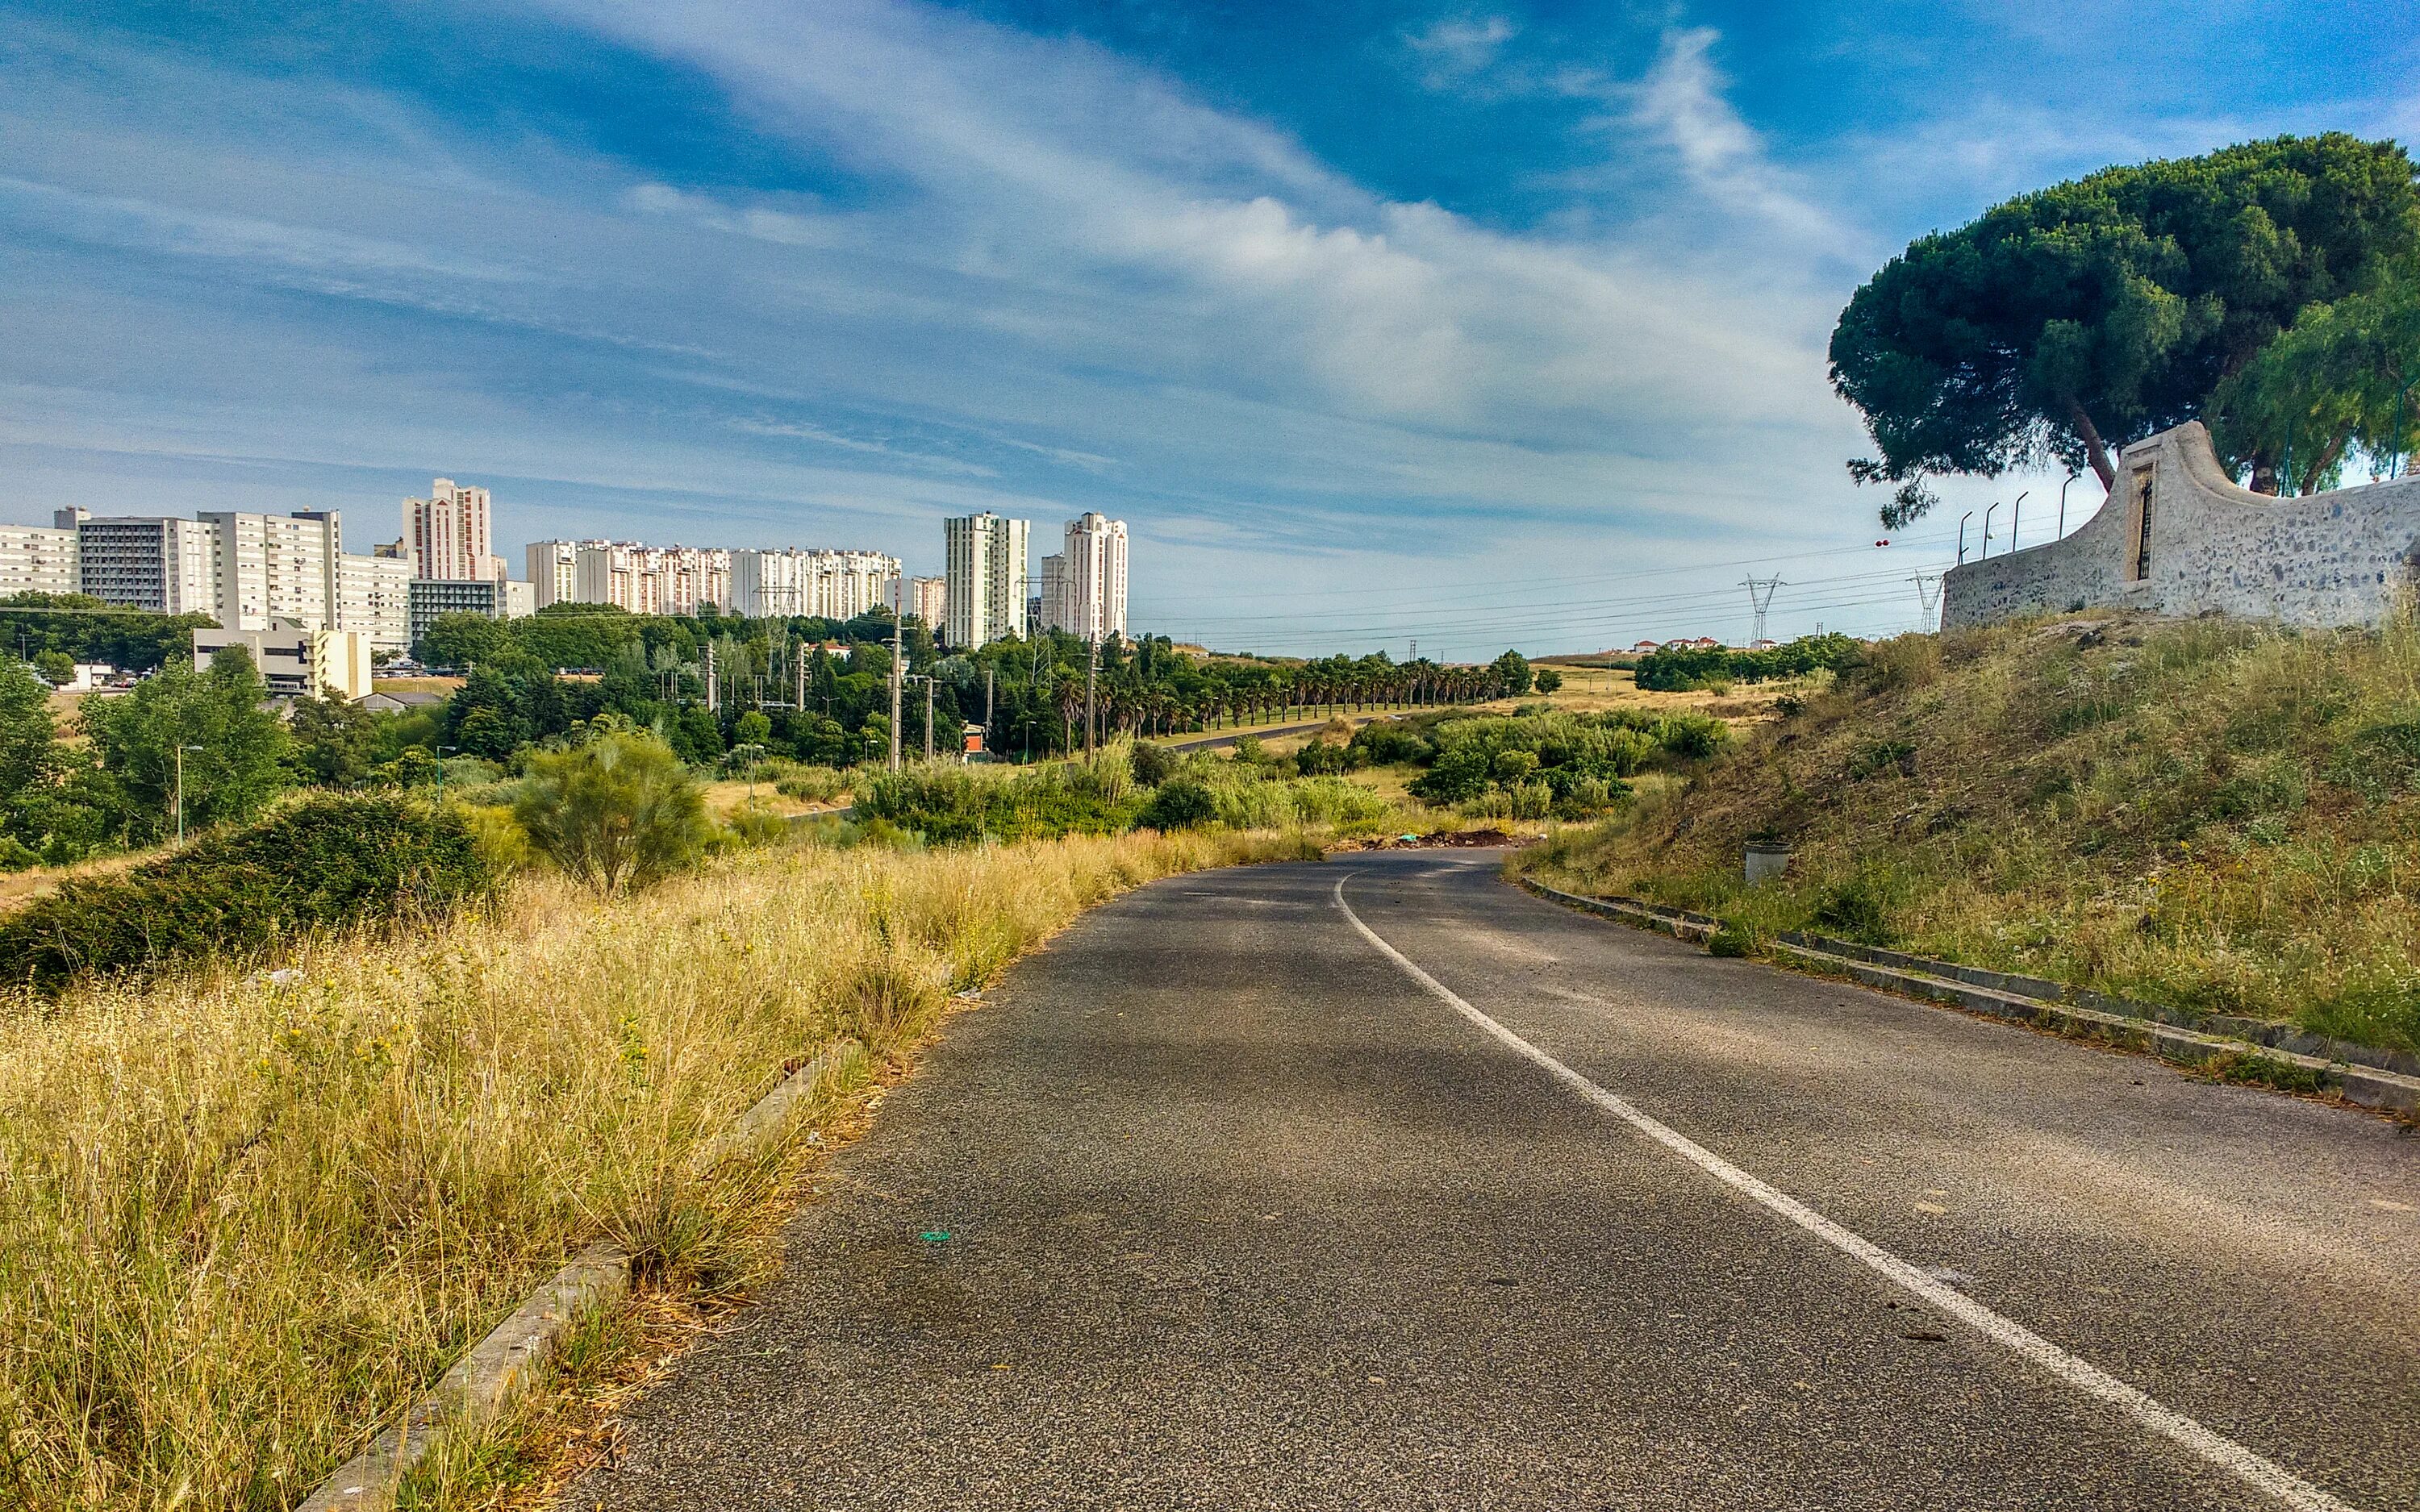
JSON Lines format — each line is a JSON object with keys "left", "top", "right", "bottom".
{"left": 2212, "top": 252, "right": 2420, "bottom": 491}
{"left": 856, "top": 738, "right": 1392, "bottom": 843}
{"left": 1521, "top": 614, "right": 2420, "bottom": 1056}
{"left": 0, "top": 592, "right": 216, "bottom": 673}
{"left": 0, "top": 795, "right": 494, "bottom": 994}
{"left": 2, "top": 645, "right": 290, "bottom": 866}
{"left": 413, "top": 600, "right": 1529, "bottom": 770}
{"left": 1633, "top": 634, "right": 1859, "bottom": 693}
{"left": 511, "top": 723, "right": 719, "bottom": 895}
{"left": 1831, "top": 134, "right": 2420, "bottom": 522}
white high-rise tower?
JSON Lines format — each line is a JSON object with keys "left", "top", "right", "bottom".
{"left": 944, "top": 512, "right": 1031, "bottom": 648}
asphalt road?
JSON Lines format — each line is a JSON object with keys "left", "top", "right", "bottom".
{"left": 572, "top": 850, "right": 2419, "bottom": 1511}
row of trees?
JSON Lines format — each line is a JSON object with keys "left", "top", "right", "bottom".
{"left": 1832, "top": 133, "right": 2420, "bottom": 523}
{"left": 415, "top": 606, "right": 1540, "bottom": 770}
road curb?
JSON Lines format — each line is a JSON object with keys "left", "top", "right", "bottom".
{"left": 1512, "top": 876, "right": 2420, "bottom": 1118}
{"left": 294, "top": 1036, "right": 865, "bottom": 1512}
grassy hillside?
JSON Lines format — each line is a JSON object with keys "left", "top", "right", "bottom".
{"left": 1521, "top": 613, "right": 2420, "bottom": 1056}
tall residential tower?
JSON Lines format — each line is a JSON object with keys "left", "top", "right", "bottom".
{"left": 943, "top": 512, "right": 1030, "bottom": 648}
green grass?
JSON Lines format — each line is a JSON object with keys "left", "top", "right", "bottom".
{"left": 1517, "top": 612, "right": 2420, "bottom": 1056}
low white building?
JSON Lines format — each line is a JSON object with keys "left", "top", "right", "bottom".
{"left": 194, "top": 621, "right": 373, "bottom": 702}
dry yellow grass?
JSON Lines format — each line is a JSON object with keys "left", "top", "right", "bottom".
{"left": 0, "top": 824, "right": 1314, "bottom": 1512}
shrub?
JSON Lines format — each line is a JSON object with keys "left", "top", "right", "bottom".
{"left": 724, "top": 801, "right": 791, "bottom": 848}
{"left": 1140, "top": 776, "right": 1219, "bottom": 830}
{"left": 513, "top": 727, "right": 716, "bottom": 895}
{"left": 0, "top": 795, "right": 495, "bottom": 993}
{"left": 1129, "top": 739, "right": 1177, "bottom": 786}
{"left": 1350, "top": 721, "right": 1430, "bottom": 765}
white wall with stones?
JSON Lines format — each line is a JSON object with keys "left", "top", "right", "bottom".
{"left": 1942, "top": 422, "right": 2420, "bottom": 631}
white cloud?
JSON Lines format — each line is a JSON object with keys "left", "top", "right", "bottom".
{"left": 1403, "top": 14, "right": 1520, "bottom": 88}
{"left": 1624, "top": 27, "right": 1854, "bottom": 252}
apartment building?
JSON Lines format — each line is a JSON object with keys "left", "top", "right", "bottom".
{"left": 527, "top": 539, "right": 578, "bottom": 607}
{"left": 944, "top": 511, "right": 1030, "bottom": 649}
{"left": 44, "top": 508, "right": 417, "bottom": 651}
{"left": 57, "top": 510, "right": 218, "bottom": 614}
{"left": 337, "top": 550, "right": 415, "bottom": 654}
{"left": 0, "top": 523, "right": 79, "bottom": 597}
{"left": 538, "top": 539, "right": 732, "bottom": 615}
{"left": 404, "top": 477, "right": 505, "bottom": 583}
{"left": 910, "top": 575, "right": 946, "bottom": 630}
{"left": 728, "top": 547, "right": 897, "bottom": 619}
{"left": 1039, "top": 511, "right": 1129, "bottom": 643}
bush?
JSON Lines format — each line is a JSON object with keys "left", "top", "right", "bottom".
{"left": 1350, "top": 721, "right": 1430, "bottom": 765}
{"left": 0, "top": 795, "right": 496, "bottom": 994}
{"left": 513, "top": 727, "right": 717, "bottom": 894}
{"left": 1140, "top": 776, "right": 1219, "bottom": 830}
{"left": 1129, "top": 740, "right": 1177, "bottom": 786}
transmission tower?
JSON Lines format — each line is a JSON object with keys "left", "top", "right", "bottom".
{"left": 1913, "top": 574, "right": 1943, "bottom": 632}
{"left": 1742, "top": 577, "right": 1783, "bottom": 648}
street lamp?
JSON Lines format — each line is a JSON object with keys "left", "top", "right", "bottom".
{"left": 1957, "top": 511, "right": 1974, "bottom": 564}
{"left": 731, "top": 743, "right": 768, "bottom": 803}
{"left": 174, "top": 744, "right": 203, "bottom": 843}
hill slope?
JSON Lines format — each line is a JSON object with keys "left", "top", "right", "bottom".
{"left": 1521, "top": 614, "right": 2420, "bottom": 1056}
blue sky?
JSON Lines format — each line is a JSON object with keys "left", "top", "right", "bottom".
{"left": 3, "top": 1, "right": 2414, "bottom": 656}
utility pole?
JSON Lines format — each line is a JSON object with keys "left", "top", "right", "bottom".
{"left": 1742, "top": 577, "right": 1782, "bottom": 648}
{"left": 889, "top": 579, "right": 903, "bottom": 773}
{"left": 924, "top": 675, "right": 936, "bottom": 762}
{"left": 701, "top": 640, "right": 717, "bottom": 713}
{"left": 795, "top": 643, "right": 807, "bottom": 714}
{"left": 1913, "top": 574, "right": 1942, "bottom": 632}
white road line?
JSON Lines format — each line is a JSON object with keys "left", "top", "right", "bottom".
{"left": 1332, "top": 874, "right": 2364, "bottom": 1512}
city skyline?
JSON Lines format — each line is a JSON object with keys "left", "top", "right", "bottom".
{"left": 2, "top": 2, "right": 2410, "bottom": 656}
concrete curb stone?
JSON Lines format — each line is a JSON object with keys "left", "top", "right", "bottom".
{"left": 1513, "top": 876, "right": 2420, "bottom": 1118}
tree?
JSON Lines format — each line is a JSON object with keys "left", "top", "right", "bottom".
{"left": 1533, "top": 668, "right": 1564, "bottom": 696}
{"left": 79, "top": 648, "right": 290, "bottom": 840}
{"left": 0, "top": 656, "right": 60, "bottom": 806}
{"left": 2212, "top": 256, "right": 2420, "bottom": 492}
{"left": 417, "top": 610, "right": 512, "bottom": 668}
{"left": 288, "top": 694, "right": 381, "bottom": 787}
{"left": 31, "top": 650, "right": 73, "bottom": 686}
{"left": 1831, "top": 134, "right": 2420, "bottom": 523}
{"left": 1491, "top": 649, "right": 1533, "bottom": 697}
{"left": 513, "top": 725, "right": 715, "bottom": 894}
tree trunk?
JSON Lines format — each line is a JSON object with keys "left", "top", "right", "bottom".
{"left": 2066, "top": 401, "right": 2116, "bottom": 490}
{"left": 2301, "top": 430, "right": 2353, "bottom": 495}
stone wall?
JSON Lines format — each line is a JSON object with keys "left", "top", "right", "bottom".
{"left": 1942, "top": 422, "right": 2420, "bottom": 630}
